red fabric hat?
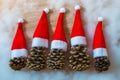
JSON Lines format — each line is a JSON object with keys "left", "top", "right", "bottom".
{"left": 11, "top": 18, "right": 27, "bottom": 59}
{"left": 32, "top": 8, "right": 49, "bottom": 48}
{"left": 71, "top": 5, "right": 87, "bottom": 46}
{"left": 51, "top": 8, "right": 67, "bottom": 51}
{"left": 93, "top": 17, "right": 108, "bottom": 58}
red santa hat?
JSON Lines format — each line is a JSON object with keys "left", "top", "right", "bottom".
{"left": 32, "top": 8, "right": 49, "bottom": 48}
{"left": 51, "top": 8, "right": 67, "bottom": 51}
{"left": 11, "top": 18, "right": 27, "bottom": 59}
{"left": 71, "top": 5, "right": 87, "bottom": 46}
{"left": 93, "top": 17, "right": 108, "bottom": 58}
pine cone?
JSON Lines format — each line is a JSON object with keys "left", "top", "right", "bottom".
{"left": 9, "top": 57, "right": 26, "bottom": 70}
{"left": 26, "top": 47, "right": 46, "bottom": 71}
{"left": 47, "top": 49, "right": 65, "bottom": 70}
{"left": 94, "top": 56, "right": 110, "bottom": 72}
{"left": 69, "top": 45, "right": 90, "bottom": 71}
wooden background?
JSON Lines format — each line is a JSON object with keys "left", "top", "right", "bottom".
{"left": 0, "top": 0, "right": 120, "bottom": 80}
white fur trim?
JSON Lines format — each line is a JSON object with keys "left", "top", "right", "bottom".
{"left": 51, "top": 40, "right": 67, "bottom": 51}
{"left": 43, "top": 8, "right": 49, "bottom": 14}
{"left": 18, "top": 18, "right": 24, "bottom": 23}
{"left": 93, "top": 48, "right": 108, "bottom": 58}
{"left": 11, "top": 49, "right": 27, "bottom": 59}
{"left": 71, "top": 36, "right": 87, "bottom": 46}
{"left": 60, "top": 8, "right": 66, "bottom": 13}
{"left": 98, "top": 17, "right": 103, "bottom": 21}
{"left": 32, "top": 37, "right": 48, "bottom": 48}
{"left": 75, "top": 5, "right": 80, "bottom": 10}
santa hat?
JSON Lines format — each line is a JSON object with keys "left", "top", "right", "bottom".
{"left": 11, "top": 18, "right": 27, "bottom": 59}
{"left": 71, "top": 5, "right": 87, "bottom": 46}
{"left": 32, "top": 8, "right": 49, "bottom": 48}
{"left": 51, "top": 8, "right": 67, "bottom": 51}
{"left": 93, "top": 17, "right": 108, "bottom": 58}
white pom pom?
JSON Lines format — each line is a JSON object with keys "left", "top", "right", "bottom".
{"left": 75, "top": 5, "right": 80, "bottom": 10}
{"left": 60, "top": 8, "right": 66, "bottom": 13}
{"left": 18, "top": 18, "right": 24, "bottom": 23}
{"left": 43, "top": 8, "right": 49, "bottom": 14}
{"left": 98, "top": 17, "right": 103, "bottom": 21}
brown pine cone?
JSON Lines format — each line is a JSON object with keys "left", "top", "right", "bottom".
{"left": 47, "top": 49, "right": 65, "bottom": 70}
{"left": 9, "top": 57, "right": 27, "bottom": 70}
{"left": 69, "top": 45, "right": 90, "bottom": 71}
{"left": 26, "top": 47, "right": 46, "bottom": 71}
{"left": 94, "top": 56, "right": 110, "bottom": 72}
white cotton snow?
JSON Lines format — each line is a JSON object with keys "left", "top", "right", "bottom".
{"left": 0, "top": 0, "right": 120, "bottom": 80}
